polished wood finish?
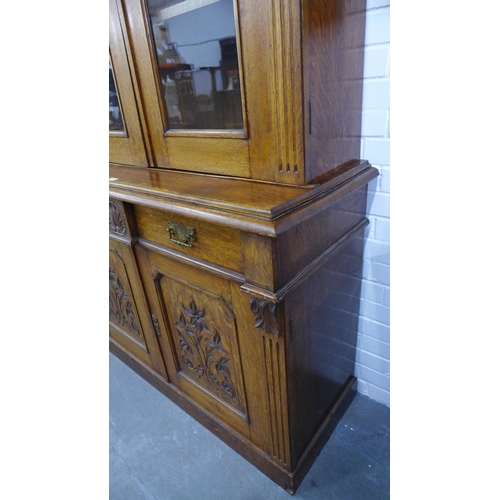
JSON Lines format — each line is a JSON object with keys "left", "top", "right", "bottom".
{"left": 109, "top": 0, "right": 150, "bottom": 167}
{"left": 284, "top": 231, "right": 367, "bottom": 468}
{"left": 111, "top": 0, "right": 367, "bottom": 183}
{"left": 136, "top": 249, "right": 252, "bottom": 437}
{"left": 303, "top": 0, "right": 367, "bottom": 183}
{"left": 109, "top": 161, "right": 378, "bottom": 493}
{"left": 109, "top": 201, "right": 166, "bottom": 375}
{"left": 133, "top": 204, "right": 245, "bottom": 273}
{"left": 109, "top": 0, "right": 375, "bottom": 494}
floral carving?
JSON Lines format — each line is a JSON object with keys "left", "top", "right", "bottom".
{"left": 109, "top": 201, "right": 126, "bottom": 235}
{"left": 249, "top": 296, "right": 279, "bottom": 337}
{"left": 175, "top": 299, "right": 237, "bottom": 400}
{"left": 109, "top": 267, "right": 139, "bottom": 336}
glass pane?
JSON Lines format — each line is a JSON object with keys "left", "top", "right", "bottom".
{"left": 109, "top": 61, "right": 125, "bottom": 131}
{"left": 147, "top": 0, "right": 243, "bottom": 131}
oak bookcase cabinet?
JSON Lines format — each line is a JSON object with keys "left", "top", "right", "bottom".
{"left": 109, "top": 0, "right": 378, "bottom": 493}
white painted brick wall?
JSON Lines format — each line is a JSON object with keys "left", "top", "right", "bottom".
{"left": 355, "top": 0, "right": 390, "bottom": 406}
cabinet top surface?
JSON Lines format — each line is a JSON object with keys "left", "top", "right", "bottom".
{"left": 109, "top": 161, "right": 376, "bottom": 236}
{"left": 109, "top": 164, "right": 311, "bottom": 217}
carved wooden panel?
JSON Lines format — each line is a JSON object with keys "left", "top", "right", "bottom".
{"left": 109, "top": 200, "right": 127, "bottom": 235}
{"left": 158, "top": 274, "right": 248, "bottom": 417}
{"left": 249, "top": 296, "right": 280, "bottom": 337}
{"left": 109, "top": 248, "right": 147, "bottom": 349}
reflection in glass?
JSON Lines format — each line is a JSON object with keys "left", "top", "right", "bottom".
{"left": 147, "top": 0, "right": 243, "bottom": 131}
{"left": 109, "top": 62, "right": 125, "bottom": 131}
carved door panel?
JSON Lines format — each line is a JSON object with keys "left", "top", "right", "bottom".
{"left": 109, "top": 238, "right": 166, "bottom": 377}
{"left": 138, "top": 250, "right": 250, "bottom": 437}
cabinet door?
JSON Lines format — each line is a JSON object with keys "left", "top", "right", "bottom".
{"left": 109, "top": 237, "right": 166, "bottom": 376}
{"left": 119, "top": 0, "right": 305, "bottom": 184}
{"left": 136, "top": 247, "right": 250, "bottom": 437}
{"left": 109, "top": 0, "right": 149, "bottom": 167}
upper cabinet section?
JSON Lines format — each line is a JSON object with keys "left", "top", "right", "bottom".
{"left": 110, "top": 0, "right": 368, "bottom": 185}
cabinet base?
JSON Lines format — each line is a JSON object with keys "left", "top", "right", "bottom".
{"left": 110, "top": 339, "right": 357, "bottom": 494}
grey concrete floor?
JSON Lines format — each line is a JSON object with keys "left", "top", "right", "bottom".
{"left": 110, "top": 353, "right": 390, "bottom": 499}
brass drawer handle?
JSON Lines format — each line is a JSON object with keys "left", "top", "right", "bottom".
{"left": 167, "top": 221, "right": 196, "bottom": 247}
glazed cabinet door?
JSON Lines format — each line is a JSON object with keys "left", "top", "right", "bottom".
{"left": 135, "top": 247, "right": 253, "bottom": 438}
{"left": 117, "top": 0, "right": 305, "bottom": 183}
{"left": 109, "top": 0, "right": 150, "bottom": 167}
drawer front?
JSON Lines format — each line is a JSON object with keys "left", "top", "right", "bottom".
{"left": 134, "top": 205, "right": 244, "bottom": 273}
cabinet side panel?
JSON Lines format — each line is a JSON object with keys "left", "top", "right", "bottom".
{"left": 277, "top": 187, "right": 368, "bottom": 288}
{"left": 285, "top": 228, "right": 366, "bottom": 468}
{"left": 303, "top": 0, "right": 367, "bottom": 182}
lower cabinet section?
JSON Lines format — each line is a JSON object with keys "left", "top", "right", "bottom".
{"left": 109, "top": 162, "right": 377, "bottom": 494}
{"left": 109, "top": 232, "right": 362, "bottom": 493}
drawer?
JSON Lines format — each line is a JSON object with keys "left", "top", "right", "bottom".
{"left": 133, "top": 205, "right": 244, "bottom": 274}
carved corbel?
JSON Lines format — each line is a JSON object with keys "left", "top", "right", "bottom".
{"left": 109, "top": 200, "right": 127, "bottom": 235}
{"left": 249, "top": 296, "right": 280, "bottom": 338}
